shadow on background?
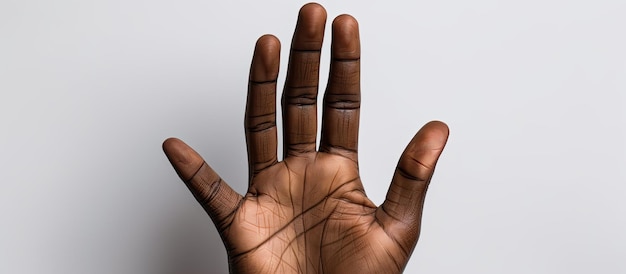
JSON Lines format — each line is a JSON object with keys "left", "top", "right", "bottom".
{"left": 154, "top": 206, "right": 229, "bottom": 274}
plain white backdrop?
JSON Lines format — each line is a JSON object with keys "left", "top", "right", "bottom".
{"left": 1, "top": 0, "right": 625, "bottom": 273}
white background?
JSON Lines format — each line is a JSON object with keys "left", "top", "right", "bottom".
{"left": 1, "top": 0, "right": 625, "bottom": 273}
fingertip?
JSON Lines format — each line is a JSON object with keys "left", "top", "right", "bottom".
{"left": 162, "top": 137, "right": 181, "bottom": 153}
{"left": 293, "top": 2, "right": 327, "bottom": 50}
{"left": 333, "top": 14, "right": 358, "bottom": 26}
{"left": 300, "top": 2, "right": 327, "bottom": 18}
{"left": 256, "top": 34, "right": 281, "bottom": 51}
{"left": 163, "top": 137, "right": 193, "bottom": 164}
{"left": 162, "top": 138, "right": 204, "bottom": 180}
{"left": 422, "top": 120, "right": 450, "bottom": 141}
{"left": 331, "top": 14, "right": 360, "bottom": 59}
{"left": 251, "top": 35, "right": 281, "bottom": 82}
{"left": 396, "top": 122, "right": 449, "bottom": 177}
{"left": 255, "top": 34, "right": 281, "bottom": 55}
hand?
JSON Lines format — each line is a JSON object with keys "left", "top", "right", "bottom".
{"left": 163, "top": 3, "right": 449, "bottom": 273}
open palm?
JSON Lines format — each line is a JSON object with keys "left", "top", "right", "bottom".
{"left": 163, "top": 3, "right": 449, "bottom": 273}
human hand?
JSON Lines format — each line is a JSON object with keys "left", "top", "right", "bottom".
{"left": 163, "top": 3, "right": 449, "bottom": 273}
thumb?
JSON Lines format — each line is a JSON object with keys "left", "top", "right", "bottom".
{"left": 376, "top": 121, "right": 449, "bottom": 250}
{"left": 162, "top": 138, "right": 242, "bottom": 230}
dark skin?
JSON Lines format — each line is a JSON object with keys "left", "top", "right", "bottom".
{"left": 163, "top": 3, "right": 449, "bottom": 273}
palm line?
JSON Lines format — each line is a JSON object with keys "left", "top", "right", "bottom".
{"left": 230, "top": 175, "right": 361, "bottom": 258}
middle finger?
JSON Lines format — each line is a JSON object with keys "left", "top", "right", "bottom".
{"left": 281, "top": 3, "right": 327, "bottom": 158}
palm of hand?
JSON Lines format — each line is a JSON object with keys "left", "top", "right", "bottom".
{"left": 163, "top": 3, "right": 448, "bottom": 274}
{"left": 229, "top": 154, "right": 397, "bottom": 273}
